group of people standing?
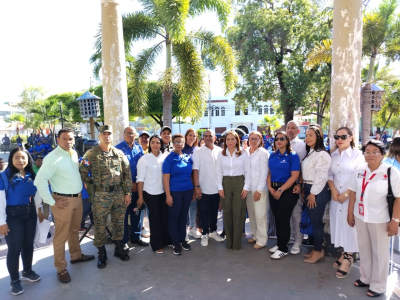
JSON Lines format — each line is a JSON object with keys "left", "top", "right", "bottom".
{"left": 1, "top": 121, "right": 400, "bottom": 298}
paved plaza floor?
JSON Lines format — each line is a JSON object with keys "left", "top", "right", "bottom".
{"left": 1, "top": 215, "right": 400, "bottom": 300}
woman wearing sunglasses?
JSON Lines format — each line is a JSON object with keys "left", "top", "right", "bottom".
{"left": 267, "top": 132, "right": 300, "bottom": 259}
{"left": 301, "top": 125, "right": 331, "bottom": 264}
{"left": 327, "top": 127, "right": 364, "bottom": 278}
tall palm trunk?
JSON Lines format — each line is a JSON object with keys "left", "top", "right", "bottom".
{"left": 381, "top": 111, "right": 393, "bottom": 137}
{"left": 163, "top": 38, "right": 173, "bottom": 127}
{"left": 361, "top": 55, "right": 376, "bottom": 145}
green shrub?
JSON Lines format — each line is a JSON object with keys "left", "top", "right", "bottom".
{"left": 11, "top": 135, "right": 28, "bottom": 143}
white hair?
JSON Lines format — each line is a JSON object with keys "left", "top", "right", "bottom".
{"left": 287, "top": 120, "right": 300, "bottom": 128}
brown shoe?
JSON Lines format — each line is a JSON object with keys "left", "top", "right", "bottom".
{"left": 57, "top": 269, "right": 71, "bottom": 283}
{"left": 253, "top": 244, "right": 264, "bottom": 250}
{"left": 303, "top": 249, "right": 324, "bottom": 264}
{"left": 303, "top": 249, "right": 314, "bottom": 258}
{"left": 70, "top": 254, "right": 95, "bottom": 264}
{"left": 247, "top": 238, "right": 256, "bottom": 243}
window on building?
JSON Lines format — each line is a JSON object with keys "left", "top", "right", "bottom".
{"left": 270, "top": 106, "right": 274, "bottom": 114}
{"left": 244, "top": 106, "right": 248, "bottom": 115}
{"left": 215, "top": 107, "right": 220, "bottom": 116}
{"left": 258, "top": 107, "right": 262, "bottom": 115}
{"left": 221, "top": 107, "right": 225, "bottom": 116}
{"left": 204, "top": 108, "right": 208, "bottom": 117}
{"left": 235, "top": 106, "right": 240, "bottom": 115}
{"left": 264, "top": 105, "right": 269, "bottom": 114}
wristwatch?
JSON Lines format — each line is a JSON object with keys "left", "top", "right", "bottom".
{"left": 278, "top": 188, "right": 283, "bottom": 193}
{"left": 392, "top": 218, "right": 400, "bottom": 223}
{"left": 194, "top": 186, "right": 200, "bottom": 189}
{"left": 344, "top": 193, "right": 348, "bottom": 197}
{"left": 256, "top": 190, "right": 262, "bottom": 194}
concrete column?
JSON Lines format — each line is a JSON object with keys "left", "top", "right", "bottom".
{"left": 330, "top": 0, "right": 363, "bottom": 149}
{"left": 101, "top": 0, "right": 129, "bottom": 144}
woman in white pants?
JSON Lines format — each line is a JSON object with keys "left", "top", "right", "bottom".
{"left": 327, "top": 127, "right": 364, "bottom": 279}
{"left": 348, "top": 140, "right": 400, "bottom": 297}
{"left": 245, "top": 131, "right": 269, "bottom": 249}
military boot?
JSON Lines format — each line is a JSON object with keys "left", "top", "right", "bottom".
{"left": 114, "top": 241, "right": 130, "bottom": 261}
{"left": 97, "top": 246, "right": 107, "bottom": 269}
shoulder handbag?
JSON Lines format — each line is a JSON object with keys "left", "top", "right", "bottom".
{"left": 387, "top": 167, "right": 396, "bottom": 221}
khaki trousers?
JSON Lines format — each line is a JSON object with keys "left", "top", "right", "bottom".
{"left": 246, "top": 191, "right": 268, "bottom": 246}
{"left": 51, "top": 193, "right": 83, "bottom": 273}
{"left": 221, "top": 176, "right": 246, "bottom": 250}
{"left": 355, "top": 218, "right": 390, "bottom": 294}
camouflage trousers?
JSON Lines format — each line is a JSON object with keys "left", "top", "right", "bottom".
{"left": 92, "top": 189, "right": 126, "bottom": 247}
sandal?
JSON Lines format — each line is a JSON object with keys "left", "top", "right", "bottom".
{"left": 367, "top": 289, "right": 382, "bottom": 297}
{"left": 333, "top": 251, "right": 344, "bottom": 268}
{"left": 336, "top": 252, "right": 353, "bottom": 279}
{"left": 354, "top": 279, "right": 370, "bottom": 288}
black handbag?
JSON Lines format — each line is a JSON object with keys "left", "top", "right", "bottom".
{"left": 387, "top": 167, "right": 395, "bottom": 219}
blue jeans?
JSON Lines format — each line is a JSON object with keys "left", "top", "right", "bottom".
{"left": 168, "top": 190, "right": 193, "bottom": 244}
{"left": 188, "top": 199, "right": 197, "bottom": 228}
{"left": 122, "top": 192, "right": 142, "bottom": 243}
{"left": 304, "top": 183, "right": 330, "bottom": 251}
{"left": 5, "top": 202, "right": 37, "bottom": 281}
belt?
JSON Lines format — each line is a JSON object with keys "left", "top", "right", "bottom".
{"left": 53, "top": 192, "right": 80, "bottom": 197}
{"left": 271, "top": 182, "right": 284, "bottom": 187}
{"left": 303, "top": 180, "right": 314, "bottom": 184}
{"left": 95, "top": 185, "right": 121, "bottom": 192}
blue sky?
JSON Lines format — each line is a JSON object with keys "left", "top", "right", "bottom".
{"left": 0, "top": 0, "right": 398, "bottom": 103}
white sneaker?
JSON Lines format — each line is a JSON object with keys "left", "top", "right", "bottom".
{"left": 269, "top": 245, "right": 279, "bottom": 253}
{"left": 271, "top": 250, "right": 288, "bottom": 260}
{"left": 209, "top": 231, "right": 223, "bottom": 242}
{"left": 141, "top": 228, "right": 150, "bottom": 237}
{"left": 201, "top": 234, "right": 209, "bottom": 246}
{"left": 290, "top": 242, "right": 302, "bottom": 255}
{"left": 188, "top": 227, "right": 201, "bottom": 239}
{"left": 185, "top": 232, "right": 189, "bottom": 242}
{"left": 288, "top": 237, "right": 295, "bottom": 245}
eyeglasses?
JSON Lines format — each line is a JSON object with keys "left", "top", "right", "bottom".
{"left": 275, "top": 137, "right": 286, "bottom": 141}
{"left": 364, "top": 152, "right": 381, "bottom": 156}
{"left": 125, "top": 132, "right": 136, "bottom": 136}
{"left": 249, "top": 138, "right": 260, "bottom": 141}
{"left": 173, "top": 141, "right": 184, "bottom": 145}
{"left": 203, "top": 135, "right": 214, "bottom": 138}
{"left": 334, "top": 135, "right": 350, "bottom": 140}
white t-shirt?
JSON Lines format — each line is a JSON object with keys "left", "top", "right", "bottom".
{"left": 136, "top": 151, "right": 168, "bottom": 195}
{"left": 290, "top": 137, "right": 307, "bottom": 161}
{"left": 349, "top": 162, "right": 400, "bottom": 223}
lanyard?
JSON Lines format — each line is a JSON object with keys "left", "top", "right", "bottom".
{"left": 360, "top": 171, "right": 376, "bottom": 202}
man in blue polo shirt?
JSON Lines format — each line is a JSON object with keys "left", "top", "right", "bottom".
{"left": 115, "top": 126, "right": 148, "bottom": 247}
{"left": 33, "top": 141, "right": 45, "bottom": 156}
{"left": 42, "top": 139, "right": 53, "bottom": 155}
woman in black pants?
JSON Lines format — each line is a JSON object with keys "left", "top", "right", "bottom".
{"left": 137, "top": 135, "right": 171, "bottom": 253}
{"left": 0, "top": 147, "right": 42, "bottom": 296}
{"left": 267, "top": 132, "right": 301, "bottom": 260}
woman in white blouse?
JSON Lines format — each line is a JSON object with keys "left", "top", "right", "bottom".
{"left": 217, "top": 131, "right": 251, "bottom": 250}
{"left": 301, "top": 125, "right": 331, "bottom": 264}
{"left": 327, "top": 127, "right": 364, "bottom": 279}
{"left": 245, "top": 131, "right": 269, "bottom": 249}
{"left": 137, "top": 135, "right": 170, "bottom": 253}
{"left": 348, "top": 140, "right": 400, "bottom": 297}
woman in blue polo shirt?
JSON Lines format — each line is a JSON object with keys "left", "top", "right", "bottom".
{"left": 163, "top": 133, "right": 194, "bottom": 255}
{"left": 0, "top": 147, "right": 42, "bottom": 296}
{"left": 267, "top": 132, "right": 300, "bottom": 260}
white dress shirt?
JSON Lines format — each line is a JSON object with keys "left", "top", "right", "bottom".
{"left": 192, "top": 145, "right": 222, "bottom": 195}
{"left": 216, "top": 149, "right": 251, "bottom": 191}
{"left": 301, "top": 149, "right": 331, "bottom": 195}
{"left": 290, "top": 137, "right": 307, "bottom": 161}
{"left": 349, "top": 162, "right": 400, "bottom": 223}
{"left": 245, "top": 147, "right": 269, "bottom": 191}
{"left": 136, "top": 151, "right": 168, "bottom": 195}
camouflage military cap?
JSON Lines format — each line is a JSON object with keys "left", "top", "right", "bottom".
{"left": 99, "top": 125, "right": 113, "bottom": 133}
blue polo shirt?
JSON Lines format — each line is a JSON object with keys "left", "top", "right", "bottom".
{"left": 34, "top": 144, "right": 45, "bottom": 153}
{"left": 269, "top": 150, "right": 300, "bottom": 183}
{"left": 0, "top": 169, "right": 37, "bottom": 206}
{"left": 162, "top": 152, "right": 193, "bottom": 191}
{"left": 384, "top": 157, "right": 400, "bottom": 171}
{"left": 182, "top": 143, "right": 198, "bottom": 157}
{"left": 43, "top": 143, "right": 52, "bottom": 152}
{"left": 115, "top": 141, "right": 144, "bottom": 182}
{"left": 81, "top": 182, "right": 89, "bottom": 199}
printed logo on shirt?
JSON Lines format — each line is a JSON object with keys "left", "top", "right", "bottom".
{"left": 27, "top": 178, "right": 33, "bottom": 182}
{"left": 383, "top": 174, "right": 388, "bottom": 180}
{"left": 280, "top": 159, "right": 287, "bottom": 163}
{"left": 82, "top": 159, "right": 90, "bottom": 166}
{"left": 357, "top": 173, "right": 364, "bottom": 178}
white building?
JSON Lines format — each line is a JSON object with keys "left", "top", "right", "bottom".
{"left": 171, "top": 96, "right": 277, "bottom": 137}
{"left": 0, "top": 102, "right": 27, "bottom": 137}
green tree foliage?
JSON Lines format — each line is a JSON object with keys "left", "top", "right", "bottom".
{"left": 6, "top": 113, "right": 25, "bottom": 136}
{"left": 259, "top": 115, "right": 281, "bottom": 132}
{"left": 227, "top": 0, "right": 331, "bottom": 126}
{"left": 378, "top": 80, "right": 400, "bottom": 134}
{"left": 90, "top": 0, "right": 237, "bottom": 127}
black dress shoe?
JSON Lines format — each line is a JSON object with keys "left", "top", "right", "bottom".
{"left": 132, "top": 240, "right": 149, "bottom": 247}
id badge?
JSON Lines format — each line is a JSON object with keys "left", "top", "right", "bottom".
{"left": 358, "top": 203, "right": 364, "bottom": 216}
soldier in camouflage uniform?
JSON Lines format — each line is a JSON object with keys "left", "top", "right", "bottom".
{"left": 79, "top": 125, "right": 132, "bottom": 269}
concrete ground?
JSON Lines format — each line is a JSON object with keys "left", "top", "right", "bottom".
{"left": 1, "top": 214, "right": 400, "bottom": 300}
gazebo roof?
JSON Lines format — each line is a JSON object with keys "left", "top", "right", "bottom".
{"left": 361, "top": 83, "right": 385, "bottom": 92}
{"left": 76, "top": 91, "right": 101, "bottom": 101}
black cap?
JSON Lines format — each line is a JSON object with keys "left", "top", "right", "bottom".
{"left": 160, "top": 126, "right": 172, "bottom": 133}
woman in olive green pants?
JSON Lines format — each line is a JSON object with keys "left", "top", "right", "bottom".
{"left": 216, "top": 132, "right": 251, "bottom": 250}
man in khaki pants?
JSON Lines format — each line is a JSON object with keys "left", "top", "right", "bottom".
{"left": 34, "top": 128, "right": 94, "bottom": 283}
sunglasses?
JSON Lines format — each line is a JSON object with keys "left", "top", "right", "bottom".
{"left": 275, "top": 137, "right": 286, "bottom": 142}
{"left": 334, "top": 135, "right": 351, "bottom": 140}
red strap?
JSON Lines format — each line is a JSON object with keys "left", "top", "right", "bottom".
{"left": 360, "top": 170, "right": 376, "bottom": 202}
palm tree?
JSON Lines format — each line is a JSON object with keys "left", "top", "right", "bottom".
{"left": 6, "top": 113, "right": 25, "bottom": 136}
{"left": 379, "top": 82, "right": 400, "bottom": 134}
{"left": 90, "top": 0, "right": 237, "bottom": 127}
{"left": 361, "top": 0, "right": 399, "bottom": 145}
{"left": 259, "top": 115, "right": 281, "bottom": 133}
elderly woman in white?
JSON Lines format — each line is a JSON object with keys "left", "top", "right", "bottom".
{"left": 348, "top": 140, "right": 400, "bottom": 298}
{"left": 327, "top": 127, "right": 364, "bottom": 279}
{"left": 245, "top": 131, "right": 269, "bottom": 249}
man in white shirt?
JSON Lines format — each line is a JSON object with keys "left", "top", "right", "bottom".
{"left": 192, "top": 130, "right": 224, "bottom": 246}
{"left": 286, "top": 120, "right": 307, "bottom": 254}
